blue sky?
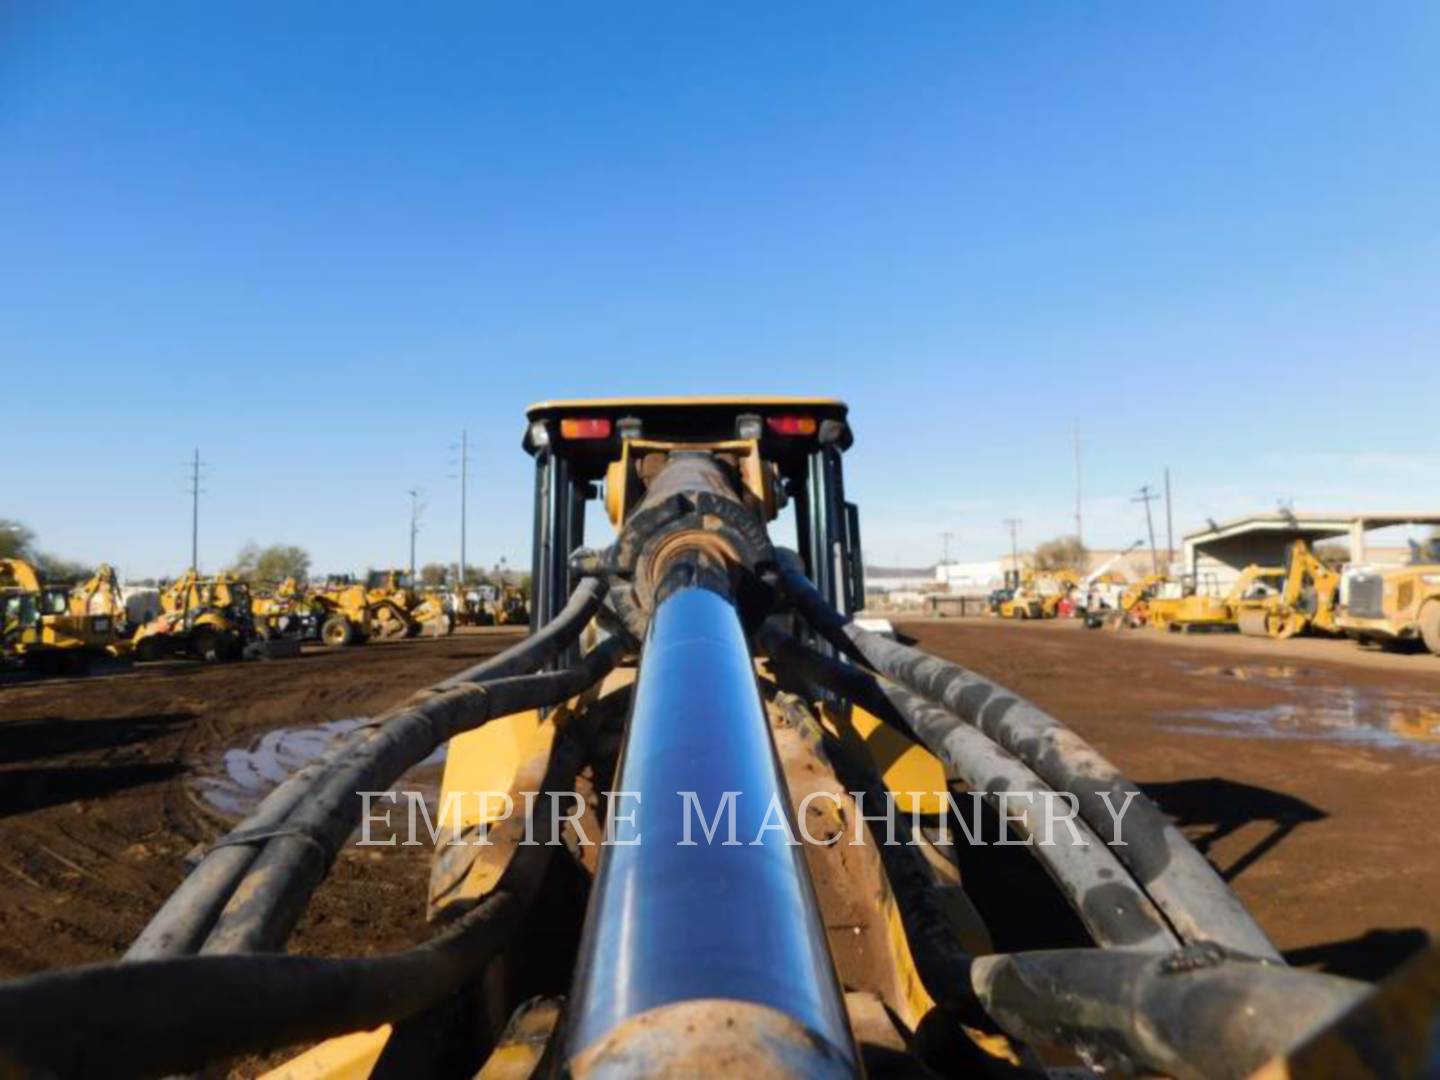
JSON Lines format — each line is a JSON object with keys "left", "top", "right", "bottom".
{"left": 4, "top": 2, "right": 1438, "bottom": 577}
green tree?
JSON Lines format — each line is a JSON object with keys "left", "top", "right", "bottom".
{"left": 1032, "top": 535, "right": 1089, "bottom": 573}
{"left": 35, "top": 554, "right": 95, "bottom": 583}
{"left": 232, "top": 542, "right": 311, "bottom": 585}
{"left": 0, "top": 519, "right": 35, "bottom": 559}
{"left": 419, "top": 562, "right": 449, "bottom": 587}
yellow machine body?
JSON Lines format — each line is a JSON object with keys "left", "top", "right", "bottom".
{"left": 133, "top": 571, "right": 254, "bottom": 661}
{"left": 1, "top": 558, "right": 131, "bottom": 668}
{"left": 1336, "top": 561, "right": 1440, "bottom": 655}
{"left": 275, "top": 396, "right": 980, "bottom": 1078}
{"left": 1235, "top": 541, "right": 1341, "bottom": 640}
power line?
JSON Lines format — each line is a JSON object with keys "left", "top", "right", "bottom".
{"left": 407, "top": 488, "right": 424, "bottom": 578}
{"left": 1003, "top": 517, "right": 1022, "bottom": 573}
{"left": 1073, "top": 421, "right": 1083, "bottom": 546}
{"left": 1133, "top": 485, "right": 1160, "bottom": 575}
{"left": 185, "top": 448, "right": 207, "bottom": 573}
{"left": 1164, "top": 466, "right": 1174, "bottom": 569}
{"left": 449, "top": 430, "right": 470, "bottom": 587}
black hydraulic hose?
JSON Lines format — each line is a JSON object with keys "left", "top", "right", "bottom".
{"left": 0, "top": 710, "right": 602, "bottom": 1080}
{"left": 971, "top": 946, "right": 1367, "bottom": 1080}
{"left": 778, "top": 565, "right": 1280, "bottom": 962}
{"left": 758, "top": 626, "right": 1178, "bottom": 954}
{"left": 202, "top": 635, "right": 627, "bottom": 955}
{"left": 126, "top": 580, "right": 608, "bottom": 962}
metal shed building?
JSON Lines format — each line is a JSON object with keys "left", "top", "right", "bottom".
{"left": 1182, "top": 512, "right": 1440, "bottom": 594}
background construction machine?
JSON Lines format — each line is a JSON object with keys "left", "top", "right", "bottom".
{"left": 312, "top": 570, "right": 450, "bottom": 646}
{"left": 1235, "top": 539, "right": 1341, "bottom": 640}
{"left": 7, "top": 397, "right": 1419, "bottom": 1079}
{"left": 489, "top": 582, "right": 529, "bottom": 625}
{"left": 0, "top": 558, "right": 130, "bottom": 674}
{"left": 251, "top": 576, "right": 321, "bottom": 640}
{"left": 1338, "top": 539, "right": 1440, "bottom": 654}
{"left": 132, "top": 571, "right": 256, "bottom": 662}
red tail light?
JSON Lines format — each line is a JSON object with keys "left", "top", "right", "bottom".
{"left": 765, "top": 415, "right": 817, "bottom": 436}
{"left": 560, "top": 417, "right": 613, "bottom": 440}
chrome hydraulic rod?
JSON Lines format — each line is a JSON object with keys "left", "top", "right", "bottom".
{"left": 563, "top": 584, "right": 857, "bottom": 1077}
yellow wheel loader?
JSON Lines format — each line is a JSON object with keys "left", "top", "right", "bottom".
{"left": 1338, "top": 541, "right": 1440, "bottom": 654}
{"left": 7, "top": 397, "right": 1414, "bottom": 1079}
{"left": 1235, "top": 539, "right": 1341, "bottom": 640}
{"left": 0, "top": 558, "right": 131, "bottom": 675}
{"left": 132, "top": 571, "right": 256, "bottom": 662}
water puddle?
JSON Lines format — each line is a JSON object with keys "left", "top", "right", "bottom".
{"left": 192, "top": 717, "right": 446, "bottom": 819}
{"left": 1167, "top": 662, "right": 1440, "bottom": 755}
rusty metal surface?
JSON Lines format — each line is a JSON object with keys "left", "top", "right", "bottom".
{"left": 569, "top": 999, "right": 854, "bottom": 1079}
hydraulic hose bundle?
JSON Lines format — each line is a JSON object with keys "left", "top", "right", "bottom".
{"left": 0, "top": 443, "right": 1379, "bottom": 1080}
{"left": 765, "top": 565, "right": 1370, "bottom": 1076}
{"left": 0, "top": 579, "right": 623, "bottom": 1078}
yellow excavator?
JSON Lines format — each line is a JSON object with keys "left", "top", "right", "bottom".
{"left": 0, "top": 558, "right": 131, "bottom": 674}
{"left": 133, "top": 571, "right": 257, "bottom": 662}
{"left": 8, "top": 397, "right": 1425, "bottom": 1079}
{"left": 1235, "top": 539, "right": 1341, "bottom": 640}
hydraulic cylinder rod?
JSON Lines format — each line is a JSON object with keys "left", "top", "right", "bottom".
{"left": 564, "top": 584, "right": 857, "bottom": 1076}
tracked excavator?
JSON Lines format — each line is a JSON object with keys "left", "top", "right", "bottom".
{"left": 0, "top": 398, "right": 1432, "bottom": 1078}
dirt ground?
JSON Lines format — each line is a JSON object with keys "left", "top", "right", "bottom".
{"left": 1, "top": 617, "right": 1435, "bottom": 991}
{"left": 896, "top": 617, "right": 1440, "bottom": 980}
{"left": 0, "top": 629, "right": 525, "bottom": 976}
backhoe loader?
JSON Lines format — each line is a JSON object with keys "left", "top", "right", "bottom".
{"left": 1235, "top": 539, "right": 1341, "bottom": 640}
{"left": 1, "top": 397, "right": 1429, "bottom": 1079}
{"left": 251, "top": 577, "right": 321, "bottom": 640}
{"left": 0, "top": 558, "right": 131, "bottom": 674}
{"left": 132, "top": 571, "right": 256, "bottom": 662}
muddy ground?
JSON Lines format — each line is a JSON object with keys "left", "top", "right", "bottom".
{"left": 0, "top": 629, "right": 525, "bottom": 975}
{"left": 896, "top": 617, "right": 1440, "bottom": 980}
{"left": 1, "top": 618, "right": 1435, "bottom": 989}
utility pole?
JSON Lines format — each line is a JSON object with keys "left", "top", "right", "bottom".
{"left": 1164, "top": 467, "right": 1174, "bottom": 569}
{"left": 1133, "top": 485, "right": 1160, "bottom": 575}
{"left": 1003, "top": 518, "right": 1022, "bottom": 574}
{"left": 187, "top": 448, "right": 205, "bottom": 572}
{"left": 408, "top": 489, "right": 422, "bottom": 578}
{"left": 458, "top": 429, "right": 469, "bottom": 588}
{"left": 940, "top": 531, "right": 954, "bottom": 567}
{"left": 1073, "top": 421, "right": 1083, "bottom": 545}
